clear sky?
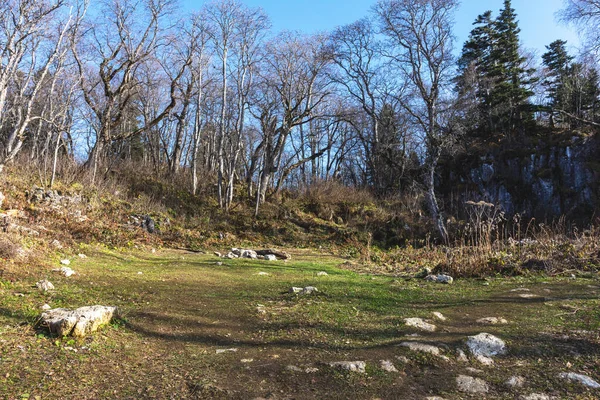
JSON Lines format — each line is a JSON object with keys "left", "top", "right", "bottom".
{"left": 181, "top": 0, "right": 581, "bottom": 58}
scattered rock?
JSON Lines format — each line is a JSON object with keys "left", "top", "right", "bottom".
{"left": 54, "top": 267, "right": 75, "bottom": 277}
{"left": 305, "top": 367, "right": 319, "bottom": 373}
{"left": 475, "top": 355, "right": 495, "bottom": 366}
{"left": 36, "top": 280, "right": 55, "bottom": 292}
{"left": 456, "top": 375, "right": 489, "bottom": 394}
{"left": 14, "top": 293, "right": 25, "bottom": 297}
{"left": 425, "top": 274, "right": 454, "bottom": 284}
{"left": 404, "top": 317, "right": 436, "bottom": 332}
{"left": 216, "top": 348, "right": 238, "bottom": 354}
{"left": 519, "top": 394, "right": 554, "bottom": 400}
{"left": 264, "top": 254, "right": 277, "bottom": 261}
{"left": 432, "top": 312, "right": 446, "bottom": 321}
{"left": 379, "top": 360, "right": 398, "bottom": 372}
{"left": 137, "top": 272, "right": 143, "bottom": 275}
{"left": 395, "top": 355, "right": 410, "bottom": 363}
{"left": 226, "top": 252, "right": 237, "bottom": 259}
{"left": 290, "top": 286, "right": 318, "bottom": 295}
{"left": 511, "top": 287, "right": 530, "bottom": 292}
{"left": 60, "top": 259, "right": 71, "bottom": 266}
{"left": 426, "top": 397, "right": 447, "bottom": 400}
{"left": 559, "top": 372, "right": 600, "bottom": 388}
{"left": 506, "top": 376, "right": 526, "bottom": 388}
{"left": 286, "top": 365, "right": 303, "bottom": 372}
{"left": 214, "top": 251, "right": 222, "bottom": 257}
{"left": 466, "top": 367, "right": 484, "bottom": 374}
{"left": 78, "top": 253, "right": 87, "bottom": 259}
{"left": 51, "top": 240, "right": 63, "bottom": 249}
{"left": 477, "top": 316, "right": 508, "bottom": 325}
{"left": 216, "top": 262, "right": 223, "bottom": 266}
{"left": 240, "top": 359, "right": 253, "bottom": 363}
{"left": 41, "top": 304, "right": 52, "bottom": 311}
{"left": 399, "top": 342, "right": 442, "bottom": 356}
{"left": 256, "top": 272, "right": 270, "bottom": 276}
{"left": 39, "top": 305, "right": 118, "bottom": 337}
{"left": 467, "top": 333, "right": 506, "bottom": 358}
{"left": 328, "top": 361, "right": 366, "bottom": 373}
{"left": 316, "top": 271, "right": 328, "bottom": 276}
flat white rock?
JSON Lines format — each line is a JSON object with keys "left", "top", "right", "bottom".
{"left": 467, "top": 333, "right": 506, "bottom": 357}
{"left": 36, "top": 280, "right": 54, "bottom": 292}
{"left": 477, "top": 316, "right": 508, "bottom": 325}
{"left": 404, "top": 317, "right": 436, "bottom": 332}
{"left": 456, "top": 375, "right": 489, "bottom": 393}
{"left": 559, "top": 372, "right": 600, "bottom": 388}
{"left": 432, "top": 312, "right": 447, "bottom": 321}
{"left": 379, "top": 360, "right": 398, "bottom": 372}
{"left": 328, "top": 361, "right": 366, "bottom": 373}
{"left": 60, "top": 259, "right": 71, "bottom": 266}
{"left": 399, "top": 342, "right": 441, "bottom": 356}
{"left": 216, "top": 348, "right": 238, "bottom": 354}
{"left": 520, "top": 394, "right": 554, "bottom": 400}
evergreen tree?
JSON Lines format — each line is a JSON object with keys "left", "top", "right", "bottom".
{"left": 542, "top": 40, "right": 574, "bottom": 126}
{"left": 456, "top": 0, "right": 536, "bottom": 138}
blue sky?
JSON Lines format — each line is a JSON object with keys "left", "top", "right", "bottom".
{"left": 181, "top": 0, "right": 581, "bottom": 57}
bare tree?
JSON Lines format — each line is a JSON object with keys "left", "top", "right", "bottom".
{"left": 0, "top": 0, "right": 75, "bottom": 174}
{"left": 251, "top": 32, "right": 333, "bottom": 215}
{"left": 559, "top": 0, "right": 600, "bottom": 53}
{"left": 376, "top": 0, "right": 459, "bottom": 242}
{"left": 71, "top": 0, "right": 189, "bottom": 180}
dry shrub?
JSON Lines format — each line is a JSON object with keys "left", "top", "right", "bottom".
{"left": 0, "top": 234, "right": 20, "bottom": 260}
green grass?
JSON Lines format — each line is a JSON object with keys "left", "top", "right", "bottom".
{"left": 1, "top": 248, "right": 599, "bottom": 399}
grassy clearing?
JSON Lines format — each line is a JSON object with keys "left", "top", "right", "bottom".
{"left": 1, "top": 248, "right": 599, "bottom": 399}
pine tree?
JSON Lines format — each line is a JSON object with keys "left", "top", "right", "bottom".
{"left": 542, "top": 40, "right": 574, "bottom": 127}
{"left": 456, "top": 0, "right": 536, "bottom": 138}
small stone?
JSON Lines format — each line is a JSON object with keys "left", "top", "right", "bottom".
{"left": 264, "top": 254, "right": 277, "bottom": 261}
{"left": 78, "top": 254, "right": 87, "bottom": 259}
{"left": 216, "top": 348, "right": 238, "bottom": 354}
{"left": 305, "top": 367, "right": 319, "bottom": 373}
{"left": 559, "top": 372, "right": 600, "bottom": 388}
{"left": 316, "top": 271, "right": 328, "bottom": 276}
{"left": 14, "top": 293, "right": 25, "bottom": 297}
{"left": 511, "top": 287, "right": 530, "bottom": 292}
{"left": 328, "top": 361, "right": 366, "bottom": 373}
{"left": 137, "top": 271, "right": 143, "bottom": 275}
{"left": 214, "top": 251, "right": 222, "bottom": 257}
{"left": 216, "top": 262, "right": 223, "bottom": 266}
{"left": 36, "top": 280, "right": 54, "bottom": 292}
{"left": 466, "top": 367, "right": 483, "bottom": 374}
{"left": 477, "top": 317, "right": 508, "bottom": 325}
{"left": 256, "top": 272, "right": 270, "bottom": 276}
{"left": 380, "top": 360, "right": 398, "bottom": 372}
{"left": 399, "top": 342, "right": 441, "bottom": 356}
{"left": 286, "top": 365, "right": 302, "bottom": 372}
{"left": 467, "top": 333, "right": 506, "bottom": 358}
{"left": 475, "top": 355, "right": 495, "bottom": 366}
{"left": 404, "top": 317, "right": 436, "bottom": 332}
{"left": 240, "top": 359, "right": 253, "bottom": 363}
{"left": 60, "top": 259, "right": 71, "bottom": 266}
{"left": 426, "top": 397, "right": 446, "bottom": 400}
{"left": 432, "top": 312, "right": 446, "bottom": 321}
{"left": 425, "top": 274, "right": 454, "bottom": 284}
{"left": 59, "top": 267, "right": 75, "bottom": 277}
{"left": 41, "top": 304, "right": 52, "bottom": 310}
{"left": 456, "top": 375, "right": 489, "bottom": 394}
{"left": 51, "top": 240, "right": 63, "bottom": 249}
{"left": 301, "top": 286, "right": 318, "bottom": 295}
{"left": 290, "top": 287, "right": 303, "bottom": 294}
{"left": 520, "top": 394, "right": 554, "bottom": 400}
{"left": 506, "top": 376, "right": 526, "bottom": 388}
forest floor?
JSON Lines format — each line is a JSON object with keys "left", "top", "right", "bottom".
{"left": 1, "top": 247, "right": 599, "bottom": 399}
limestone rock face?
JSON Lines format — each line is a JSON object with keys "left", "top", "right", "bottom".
{"left": 39, "top": 305, "right": 118, "bottom": 337}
